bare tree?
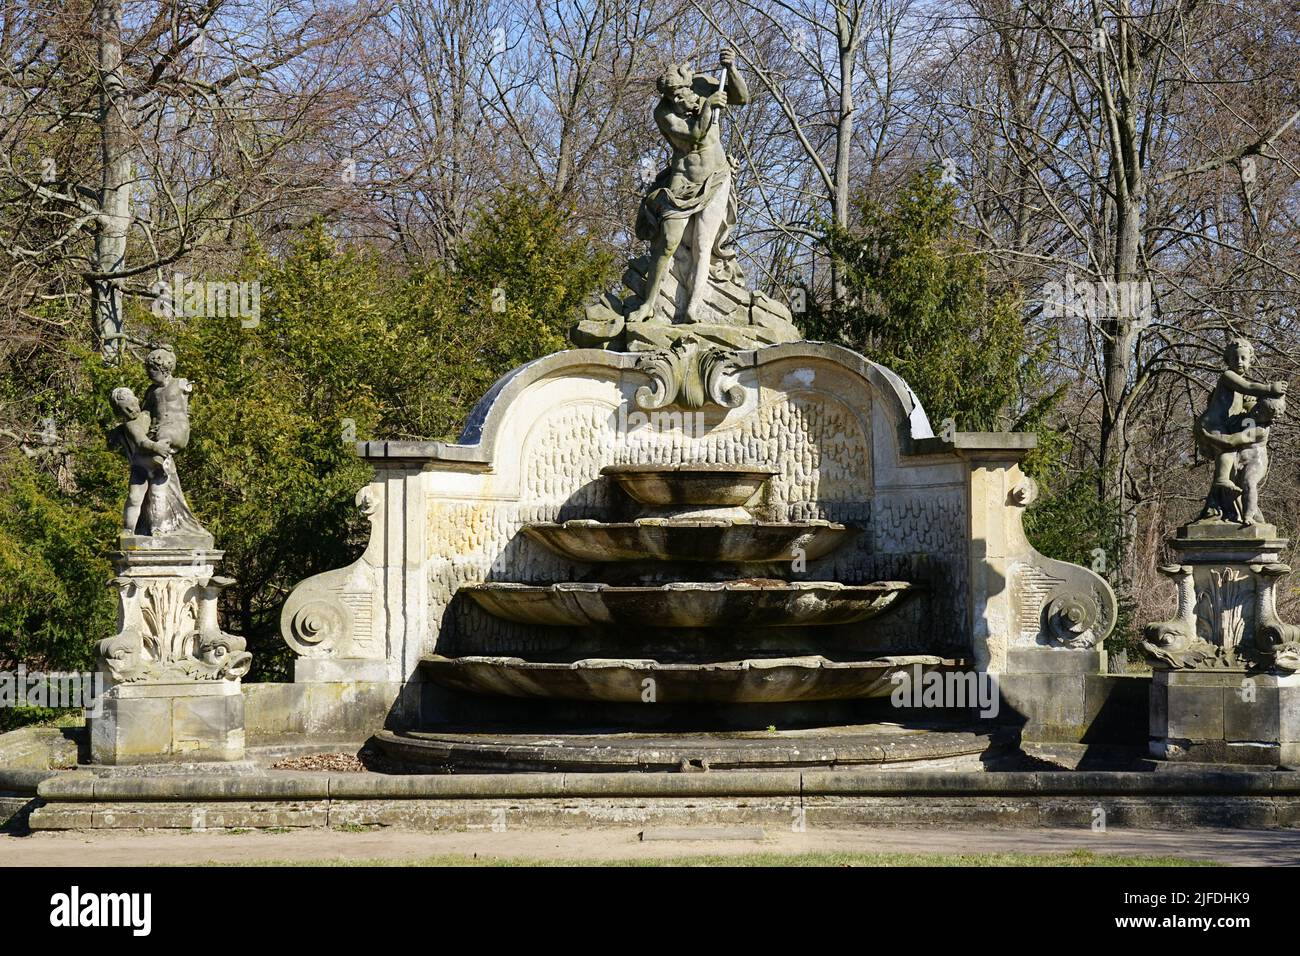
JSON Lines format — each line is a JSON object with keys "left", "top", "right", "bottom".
{"left": 0, "top": 0, "right": 380, "bottom": 354}
{"left": 928, "top": 0, "right": 1300, "bottom": 601}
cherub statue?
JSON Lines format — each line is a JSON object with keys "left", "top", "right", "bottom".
{"left": 142, "top": 344, "right": 192, "bottom": 456}
{"left": 107, "top": 386, "right": 170, "bottom": 535}
{"left": 1194, "top": 338, "right": 1287, "bottom": 525}
{"left": 1234, "top": 393, "right": 1284, "bottom": 526}
{"left": 107, "top": 345, "right": 207, "bottom": 539}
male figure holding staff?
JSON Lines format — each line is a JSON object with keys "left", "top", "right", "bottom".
{"left": 630, "top": 50, "right": 750, "bottom": 325}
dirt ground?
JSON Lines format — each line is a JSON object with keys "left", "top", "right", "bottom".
{"left": 3, "top": 825, "right": 1299, "bottom": 866}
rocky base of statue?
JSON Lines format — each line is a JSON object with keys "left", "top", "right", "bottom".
{"left": 88, "top": 543, "right": 251, "bottom": 765}
{"left": 574, "top": 235, "right": 801, "bottom": 352}
{"left": 1142, "top": 521, "right": 1300, "bottom": 766}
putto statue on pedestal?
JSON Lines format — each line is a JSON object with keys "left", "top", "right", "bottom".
{"left": 1192, "top": 337, "right": 1287, "bottom": 526}
{"left": 1143, "top": 335, "right": 1300, "bottom": 766}
{"left": 92, "top": 344, "right": 250, "bottom": 764}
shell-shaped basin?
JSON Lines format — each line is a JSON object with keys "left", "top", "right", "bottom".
{"left": 461, "top": 580, "right": 912, "bottom": 628}
{"left": 522, "top": 520, "right": 855, "bottom": 564}
{"left": 601, "top": 463, "right": 775, "bottom": 509}
{"left": 422, "top": 654, "right": 953, "bottom": 703}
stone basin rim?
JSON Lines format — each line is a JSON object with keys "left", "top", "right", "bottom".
{"left": 522, "top": 521, "right": 856, "bottom": 564}
{"left": 529, "top": 518, "right": 847, "bottom": 530}
{"left": 421, "top": 653, "right": 958, "bottom": 702}
{"left": 600, "top": 463, "right": 778, "bottom": 476}
{"left": 425, "top": 653, "right": 953, "bottom": 671}
{"left": 465, "top": 580, "right": 913, "bottom": 593}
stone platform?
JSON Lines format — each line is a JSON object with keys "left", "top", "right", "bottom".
{"left": 23, "top": 767, "right": 1300, "bottom": 832}
{"left": 372, "top": 722, "right": 1006, "bottom": 773}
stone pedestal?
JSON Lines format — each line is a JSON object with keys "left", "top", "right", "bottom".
{"left": 1144, "top": 523, "right": 1300, "bottom": 767}
{"left": 1150, "top": 669, "right": 1300, "bottom": 767}
{"left": 90, "top": 680, "right": 245, "bottom": 765}
{"left": 1000, "top": 648, "right": 1104, "bottom": 742}
{"left": 88, "top": 540, "right": 252, "bottom": 765}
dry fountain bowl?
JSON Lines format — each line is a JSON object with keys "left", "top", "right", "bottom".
{"left": 601, "top": 463, "right": 776, "bottom": 509}
{"left": 461, "top": 579, "right": 912, "bottom": 628}
{"left": 421, "top": 653, "right": 955, "bottom": 703}
{"left": 522, "top": 519, "right": 855, "bottom": 564}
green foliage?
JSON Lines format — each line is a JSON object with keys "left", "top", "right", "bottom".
{"left": 0, "top": 457, "right": 116, "bottom": 674}
{"left": 455, "top": 186, "right": 615, "bottom": 344}
{"left": 804, "top": 167, "right": 1043, "bottom": 432}
{"left": 0, "top": 339, "right": 126, "bottom": 677}
{"left": 0, "top": 189, "right": 612, "bottom": 698}
{"left": 807, "top": 168, "right": 1125, "bottom": 637}
{"left": 160, "top": 227, "right": 391, "bottom": 679}
{"left": 384, "top": 189, "right": 613, "bottom": 440}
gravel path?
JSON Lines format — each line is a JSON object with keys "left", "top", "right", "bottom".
{"left": 3, "top": 825, "right": 1299, "bottom": 866}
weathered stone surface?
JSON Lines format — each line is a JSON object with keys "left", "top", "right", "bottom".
{"left": 1081, "top": 674, "right": 1150, "bottom": 745}
{"left": 1006, "top": 647, "right": 1104, "bottom": 675}
{"left": 89, "top": 682, "right": 245, "bottom": 765}
{"left": 1225, "top": 682, "right": 1281, "bottom": 740}
{"left": 373, "top": 725, "right": 999, "bottom": 773}
{"left": 293, "top": 659, "right": 393, "bottom": 683}
{"left": 92, "top": 695, "right": 170, "bottom": 761}
{"left": 274, "top": 343, "right": 1113, "bottom": 744}
{"left": 328, "top": 798, "right": 800, "bottom": 831}
{"left": 999, "top": 673, "right": 1087, "bottom": 738}
{"left": 22, "top": 766, "right": 1300, "bottom": 831}
{"left": 29, "top": 801, "right": 327, "bottom": 830}
{"left": 173, "top": 693, "right": 244, "bottom": 755}
{"left": 302, "top": 681, "right": 405, "bottom": 735}
{"left": 0, "top": 726, "right": 81, "bottom": 770}
{"left": 242, "top": 682, "right": 307, "bottom": 736}
{"left": 1165, "top": 682, "right": 1225, "bottom": 741}
{"left": 1150, "top": 669, "right": 1300, "bottom": 766}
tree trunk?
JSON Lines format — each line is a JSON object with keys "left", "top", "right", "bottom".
{"left": 1097, "top": 9, "right": 1144, "bottom": 583}
{"left": 92, "top": 0, "right": 131, "bottom": 357}
{"left": 831, "top": 11, "right": 856, "bottom": 305}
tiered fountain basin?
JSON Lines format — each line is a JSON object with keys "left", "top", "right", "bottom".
{"left": 462, "top": 580, "right": 911, "bottom": 628}
{"left": 427, "top": 462, "right": 941, "bottom": 706}
{"left": 423, "top": 654, "right": 954, "bottom": 703}
{"left": 600, "top": 462, "right": 774, "bottom": 520}
{"left": 522, "top": 518, "right": 852, "bottom": 564}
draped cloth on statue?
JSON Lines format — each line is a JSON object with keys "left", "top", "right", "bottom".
{"left": 635, "top": 159, "right": 743, "bottom": 283}
{"left": 141, "top": 455, "right": 206, "bottom": 538}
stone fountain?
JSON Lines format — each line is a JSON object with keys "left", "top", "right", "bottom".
{"left": 428, "top": 461, "right": 933, "bottom": 705}
{"left": 273, "top": 53, "right": 1118, "bottom": 771}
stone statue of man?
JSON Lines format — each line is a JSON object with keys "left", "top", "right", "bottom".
{"left": 629, "top": 51, "right": 750, "bottom": 326}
